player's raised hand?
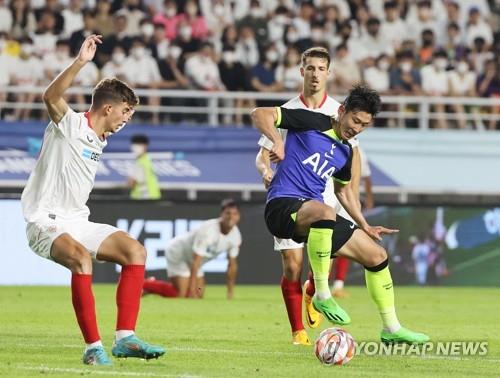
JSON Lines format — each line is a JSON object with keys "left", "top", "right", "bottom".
{"left": 363, "top": 225, "right": 399, "bottom": 242}
{"left": 77, "top": 34, "right": 102, "bottom": 63}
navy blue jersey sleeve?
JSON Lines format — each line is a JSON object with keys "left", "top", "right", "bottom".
{"left": 275, "top": 107, "right": 332, "bottom": 132}
{"left": 333, "top": 143, "right": 352, "bottom": 184}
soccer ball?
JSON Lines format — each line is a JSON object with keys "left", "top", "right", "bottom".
{"left": 314, "top": 327, "right": 355, "bottom": 365}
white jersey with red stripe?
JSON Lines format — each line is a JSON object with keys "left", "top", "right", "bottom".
{"left": 21, "top": 109, "right": 106, "bottom": 222}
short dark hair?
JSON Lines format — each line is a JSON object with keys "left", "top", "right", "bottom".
{"left": 131, "top": 134, "right": 149, "bottom": 144}
{"left": 221, "top": 198, "right": 239, "bottom": 212}
{"left": 92, "top": 78, "right": 139, "bottom": 109}
{"left": 343, "top": 84, "right": 381, "bottom": 117}
{"left": 301, "top": 46, "right": 331, "bottom": 67}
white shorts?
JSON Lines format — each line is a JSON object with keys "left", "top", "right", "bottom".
{"left": 166, "top": 247, "right": 204, "bottom": 279}
{"left": 26, "top": 216, "right": 120, "bottom": 261}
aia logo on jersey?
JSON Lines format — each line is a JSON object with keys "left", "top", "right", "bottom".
{"left": 82, "top": 148, "right": 100, "bottom": 162}
{"left": 302, "top": 152, "right": 336, "bottom": 181}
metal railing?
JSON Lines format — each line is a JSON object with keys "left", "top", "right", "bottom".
{"left": 1, "top": 85, "right": 499, "bottom": 129}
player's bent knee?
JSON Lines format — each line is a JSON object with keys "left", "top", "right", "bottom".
{"left": 364, "top": 249, "right": 389, "bottom": 272}
{"left": 125, "top": 241, "right": 147, "bottom": 264}
{"left": 65, "top": 244, "right": 93, "bottom": 273}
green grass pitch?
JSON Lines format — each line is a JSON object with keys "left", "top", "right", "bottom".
{"left": 1, "top": 285, "right": 499, "bottom": 377}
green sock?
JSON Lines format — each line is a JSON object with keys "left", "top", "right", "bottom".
{"left": 308, "top": 225, "right": 333, "bottom": 300}
{"left": 365, "top": 265, "right": 401, "bottom": 333}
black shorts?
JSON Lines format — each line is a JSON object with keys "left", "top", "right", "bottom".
{"left": 264, "top": 197, "right": 359, "bottom": 252}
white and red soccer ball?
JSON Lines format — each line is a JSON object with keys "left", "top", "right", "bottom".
{"left": 314, "top": 327, "right": 355, "bottom": 365}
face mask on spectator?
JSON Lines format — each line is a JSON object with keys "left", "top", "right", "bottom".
{"left": 250, "top": 7, "right": 264, "bottom": 18}
{"left": 186, "top": 4, "right": 197, "bottom": 16}
{"left": 141, "top": 23, "right": 154, "bottom": 37}
{"left": 457, "top": 61, "right": 468, "bottom": 73}
{"left": 130, "top": 144, "right": 146, "bottom": 157}
{"left": 222, "top": 51, "right": 236, "bottom": 64}
{"left": 274, "top": 15, "right": 288, "bottom": 25}
{"left": 311, "top": 29, "right": 323, "bottom": 42}
{"left": 179, "top": 26, "right": 192, "bottom": 39}
{"left": 378, "top": 60, "right": 390, "bottom": 71}
{"left": 132, "top": 46, "right": 145, "bottom": 59}
{"left": 113, "top": 51, "right": 126, "bottom": 64}
{"left": 400, "top": 61, "right": 412, "bottom": 72}
{"left": 434, "top": 58, "right": 447, "bottom": 70}
{"left": 286, "top": 54, "right": 299, "bottom": 65}
{"left": 287, "top": 31, "right": 298, "bottom": 43}
{"left": 165, "top": 7, "right": 176, "bottom": 17}
{"left": 213, "top": 4, "right": 225, "bottom": 17}
{"left": 21, "top": 44, "right": 34, "bottom": 56}
{"left": 169, "top": 45, "right": 182, "bottom": 60}
{"left": 56, "top": 49, "right": 69, "bottom": 60}
{"left": 266, "top": 50, "right": 279, "bottom": 63}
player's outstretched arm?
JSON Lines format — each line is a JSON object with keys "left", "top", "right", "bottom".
{"left": 334, "top": 180, "right": 398, "bottom": 241}
{"left": 43, "top": 34, "right": 102, "bottom": 124}
{"left": 255, "top": 147, "right": 274, "bottom": 188}
{"left": 251, "top": 108, "right": 284, "bottom": 161}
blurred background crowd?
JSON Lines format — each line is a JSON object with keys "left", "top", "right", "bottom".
{"left": 0, "top": 0, "right": 498, "bottom": 126}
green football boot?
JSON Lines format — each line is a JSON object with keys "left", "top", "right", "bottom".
{"left": 312, "top": 296, "right": 351, "bottom": 325}
{"left": 381, "top": 327, "right": 430, "bottom": 345}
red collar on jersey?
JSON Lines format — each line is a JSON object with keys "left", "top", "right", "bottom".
{"left": 84, "top": 111, "right": 106, "bottom": 141}
{"left": 299, "top": 92, "right": 328, "bottom": 109}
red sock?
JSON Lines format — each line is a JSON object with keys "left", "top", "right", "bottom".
{"left": 71, "top": 273, "right": 100, "bottom": 343}
{"left": 335, "top": 257, "right": 350, "bottom": 281}
{"left": 116, "top": 265, "right": 145, "bottom": 331}
{"left": 306, "top": 272, "right": 315, "bottom": 297}
{"left": 143, "top": 279, "right": 178, "bottom": 297}
{"left": 280, "top": 276, "right": 304, "bottom": 332}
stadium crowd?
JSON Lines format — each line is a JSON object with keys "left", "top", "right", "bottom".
{"left": 0, "top": 0, "right": 498, "bottom": 128}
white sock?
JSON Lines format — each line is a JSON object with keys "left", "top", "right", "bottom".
{"left": 115, "top": 330, "right": 134, "bottom": 341}
{"left": 332, "top": 280, "right": 344, "bottom": 290}
{"left": 85, "top": 340, "right": 103, "bottom": 351}
{"left": 314, "top": 277, "right": 331, "bottom": 300}
{"left": 381, "top": 307, "right": 402, "bottom": 333}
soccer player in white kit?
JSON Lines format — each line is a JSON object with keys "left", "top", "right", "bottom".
{"left": 21, "top": 35, "right": 165, "bottom": 365}
{"left": 255, "top": 47, "right": 362, "bottom": 346}
{"left": 143, "top": 199, "right": 242, "bottom": 299}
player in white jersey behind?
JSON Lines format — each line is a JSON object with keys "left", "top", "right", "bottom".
{"left": 21, "top": 35, "right": 165, "bottom": 365}
{"left": 143, "top": 199, "right": 242, "bottom": 299}
{"left": 255, "top": 47, "right": 363, "bottom": 346}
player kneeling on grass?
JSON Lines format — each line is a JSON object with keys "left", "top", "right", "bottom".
{"left": 143, "top": 199, "right": 242, "bottom": 299}
{"left": 251, "top": 84, "right": 429, "bottom": 345}
{"left": 21, "top": 35, "right": 165, "bottom": 365}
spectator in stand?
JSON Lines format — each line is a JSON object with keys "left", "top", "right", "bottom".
{"left": 250, "top": 43, "right": 282, "bottom": 105}
{"left": 101, "top": 44, "right": 129, "bottom": 81}
{"left": 351, "top": 4, "right": 370, "bottom": 39}
{"left": 139, "top": 18, "right": 155, "bottom": 51}
{"left": 419, "top": 29, "right": 436, "bottom": 65}
{"left": 351, "top": 17, "right": 393, "bottom": 63}
{"left": 118, "top": 0, "right": 148, "bottom": 37}
{"left": 61, "top": 0, "right": 83, "bottom": 38}
{"left": 123, "top": 38, "right": 163, "bottom": 123}
{"left": 443, "top": 22, "right": 467, "bottom": 62}
{"left": 185, "top": 41, "right": 224, "bottom": 91}
{"left": 380, "top": 0, "right": 407, "bottom": 51}
{"left": 447, "top": 57, "right": 479, "bottom": 129}
{"left": 363, "top": 54, "right": 390, "bottom": 94}
{"left": 421, "top": 50, "right": 449, "bottom": 129}
{"left": 95, "top": 0, "right": 114, "bottom": 37}
{"left": 329, "top": 20, "right": 353, "bottom": 50}
{"left": 34, "top": 0, "right": 64, "bottom": 35}
{"left": 153, "top": 0, "right": 183, "bottom": 41}
{"left": 182, "top": 0, "right": 209, "bottom": 40}
{"left": 292, "top": 0, "right": 314, "bottom": 40}
{"left": 199, "top": 0, "right": 232, "bottom": 41}
{"left": 9, "top": 37, "right": 43, "bottom": 120}
{"left": 267, "top": 5, "right": 291, "bottom": 44}
{"left": 219, "top": 24, "right": 238, "bottom": 53}
{"left": 237, "top": 0, "right": 268, "bottom": 47}
{"left": 322, "top": 5, "right": 342, "bottom": 46}
{"left": 8, "top": 0, "right": 37, "bottom": 39}
{"left": 390, "top": 50, "right": 422, "bottom": 96}
{"left": 69, "top": 8, "right": 98, "bottom": 57}
{"left": 309, "top": 22, "right": 329, "bottom": 50}
{"left": 235, "top": 25, "right": 259, "bottom": 69}
{"left": 469, "top": 36, "right": 494, "bottom": 75}
{"left": 330, "top": 43, "right": 361, "bottom": 95}
{"left": 0, "top": 0, "right": 12, "bottom": 33}
{"left": 156, "top": 43, "right": 190, "bottom": 122}
{"left": 406, "top": 0, "right": 439, "bottom": 46}
{"left": 477, "top": 59, "right": 500, "bottom": 130}
{"left": 465, "top": 7, "right": 493, "bottom": 49}
{"left": 174, "top": 18, "right": 202, "bottom": 60}
{"left": 275, "top": 46, "right": 302, "bottom": 92}
{"left": 43, "top": 39, "right": 72, "bottom": 82}
{"left": 99, "top": 12, "right": 133, "bottom": 67}
{"left": 439, "top": 1, "right": 463, "bottom": 45}
{"left": 32, "top": 9, "right": 58, "bottom": 56}
{"left": 219, "top": 47, "right": 248, "bottom": 125}
{"left": 150, "top": 22, "right": 169, "bottom": 60}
